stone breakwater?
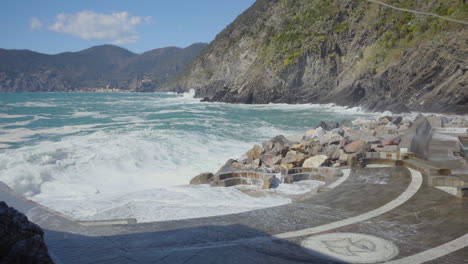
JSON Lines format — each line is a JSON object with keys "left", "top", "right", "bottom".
{"left": 190, "top": 114, "right": 468, "bottom": 189}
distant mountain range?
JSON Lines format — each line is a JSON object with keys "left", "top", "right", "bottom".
{"left": 0, "top": 43, "right": 207, "bottom": 92}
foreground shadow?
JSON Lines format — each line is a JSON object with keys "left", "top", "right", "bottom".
{"left": 45, "top": 223, "right": 345, "bottom": 264}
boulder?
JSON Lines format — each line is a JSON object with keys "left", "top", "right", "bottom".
{"left": 305, "top": 129, "right": 315, "bottom": 137}
{"left": 246, "top": 145, "right": 264, "bottom": 160}
{"left": 303, "top": 155, "right": 329, "bottom": 168}
{"left": 281, "top": 150, "right": 308, "bottom": 167}
{"left": 379, "top": 116, "right": 393, "bottom": 124}
{"left": 382, "top": 138, "right": 400, "bottom": 146}
{"left": 291, "top": 143, "right": 307, "bottom": 154}
{"left": 332, "top": 163, "right": 341, "bottom": 168}
{"left": 306, "top": 127, "right": 324, "bottom": 139}
{"left": 392, "top": 116, "right": 403, "bottom": 125}
{"left": 216, "top": 159, "right": 237, "bottom": 174}
{"left": 261, "top": 153, "right": 282, "bottom": 168}
{"left": 319, "top": 121, "right": 339, "bottom": 131}
{"left": 274, "top": 164, "right": 294, "bottom": 171}
{"left": 338, "top": 149, "right": 349, "bottom": 163}
{"left": 331, "top": 128, "right": 345, "bottom": 137}
{"left": 253, "top": 159, "right": 261, "bottom": 167}
{"left": 262, "top": 135, "right": 291, "bottom": 156}
{"left": 299, "top": 139, "right": 323, "bottom": 156}
{"left": 231, "top": 161, "right": 258, "bottom": 170}
{"left": 0, "top": 202, "right": 54, "bottom": 264}
{"left": 340, "top": 120, "right": 353, "bottom": 128}
{"left": 320, "top": 144, "right": 341, "bottom": 160}
{"left": 344, "top": 140, "right": 369, "bottom": 153}
{"left": 190, "top": 173, "right": 215, "bottom": 185}
{"left": 320, "top": 132, "right": 343, "bottom": 146}
{"left": 347, "top": 129, "right": 380, "bottom": 143}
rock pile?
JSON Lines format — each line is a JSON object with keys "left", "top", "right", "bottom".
{"left": 190, "top": 114, "right": 468, "bottom": 186}
{"left": 218, "top": 115, "right": 411, "bottom": 172}
{"left": 0, "top": 201, "right": 54, "bottom": 264}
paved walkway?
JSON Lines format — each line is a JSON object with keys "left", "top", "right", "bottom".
{"left": 1, "top": 164, "right": 467, "bottom": 263}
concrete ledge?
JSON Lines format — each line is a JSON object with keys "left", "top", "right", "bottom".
{"left": 212, "top": 167, "right": 343, "bottom": 189}
{"left": 77, "top": 218, "right": 138, "bottom": 226}
{"left": 212, "top": 171, "right": 279, "bottom": 189}
{"left": 355, "top": 151, "right": 467, "bottom": 198}
{"left": 284, "top": 167, "right": 343, "bottom": 185}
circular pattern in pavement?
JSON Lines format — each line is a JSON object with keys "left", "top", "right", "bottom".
{"left": 301, "top": 233, "right": 399, "bottom": 263}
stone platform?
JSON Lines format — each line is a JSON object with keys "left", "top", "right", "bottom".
{"left": 1, "top": 159, "right": 467, "bottom": 263}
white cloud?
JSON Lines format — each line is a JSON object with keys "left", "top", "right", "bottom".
{"left": 30, "top": 17, "right": 43, "bottom": 30}
{"left": 48, "top": 10, "right": 152, "bottom": 44}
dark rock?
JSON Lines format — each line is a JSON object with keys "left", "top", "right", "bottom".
{"left": 331, "top": 128, "right": 345, "bottom": 137}
{"left": 344, "top": 140, "right": 370, "bottom": 153}
{"left": 347, "top": 129, "right": 381, "bottom": 143}
{"left": 190, "top": 173, "right": 214, "bottom": 185}
{"left": 0, "top": 201, "right": 54, "bottom": 264}
{"left": 281, "top": 150, "right": 308, "bottom": 167}
{"left": 216, "top": 159, "right": 237, "bottom": 174}
{"left": 320, "top": 133, "right": 343, "bottom": 146}
{"left": 392, "top": 116, "right": 403, "bottom": 125}
{"left": 320, "top": 144, "right": 341, "bottom": 160}
{"left": 262, "top": 135, "right": 292, "bottom": 156}
{"left": 340, "top": 120, "right": 353, "bottom": 128}
{"left": 299, "top": 140, "right": 323, "bottom": 156}
{"left": 261, "top": 153, "right": 282, "bottom": 168}
{"left": 319, "top": 121, "right": 339, "bottom": 131}
{"left": 379, "top": 116, "right": 394, "bottom": 123}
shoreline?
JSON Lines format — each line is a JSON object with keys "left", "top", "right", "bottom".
{"left": 191, "top": 113, "right": 468, "bottom": 192}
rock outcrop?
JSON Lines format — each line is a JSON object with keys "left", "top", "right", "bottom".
{"left": 170, "top": 0, "right": 468, "bottom": 114}
{"left": 0, "top": 201, "right": 54, "bottom": 264}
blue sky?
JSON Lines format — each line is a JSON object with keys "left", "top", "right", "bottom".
{"left": 1, "top": 0, "right": 255, "bottom": 54}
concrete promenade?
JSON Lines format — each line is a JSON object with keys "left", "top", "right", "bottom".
{"left": 1, "top": 162, "right": 467, "bottom": 263}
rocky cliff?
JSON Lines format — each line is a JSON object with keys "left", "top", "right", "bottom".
{"left": 170, "top": 0, "right": 468, "bottom": 114}
{"left": 0, "top": 43, "right": 206, "bottom": 92}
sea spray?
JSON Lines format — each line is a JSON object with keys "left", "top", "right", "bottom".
{"left": 0, "top": 92, "right": 374, "bottom": 222}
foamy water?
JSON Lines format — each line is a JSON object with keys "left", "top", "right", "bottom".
{"left": 0, "top": 91, "right": 374, "bottom": 222}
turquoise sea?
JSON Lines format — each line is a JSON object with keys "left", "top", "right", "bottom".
{"left": 0, "top": 91, "right": 375, "bottom": 222}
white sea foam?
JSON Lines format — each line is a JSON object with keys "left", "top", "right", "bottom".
{"left": 9, "top": 102, "right": 58, "bottom": 107}
{"left": 0, "top": 115, "right": 49, "bottom": 128}
{"left": 0, "top": 124, "right": 98, "bottom": 143}
{"left": 273, "top": 180, "right": 325, "bottom": 195}
{"left": 0, "top": 92, "right": 376, "bottom": 223}
{"left": 71, "top": 111, "right": 108, "bottom": 118}
{"left": 0, "top": 113, "right": 30, "bottom": 119}
{"left": 34, "top": 185, "right": 290, "bottom": 223}
{"left": 0, "top": 125, "right": 291, "bottom": 222}
{"left": 111, "top": 116, "right": 146, "bottom": 123}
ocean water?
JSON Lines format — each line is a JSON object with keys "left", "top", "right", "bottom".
{"left": 0, "top": 91, "right": 375, "bottom": 222}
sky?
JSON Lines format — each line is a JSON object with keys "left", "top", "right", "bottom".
{"left": 1, "top": 0, "right": 255, "bottom": 54}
